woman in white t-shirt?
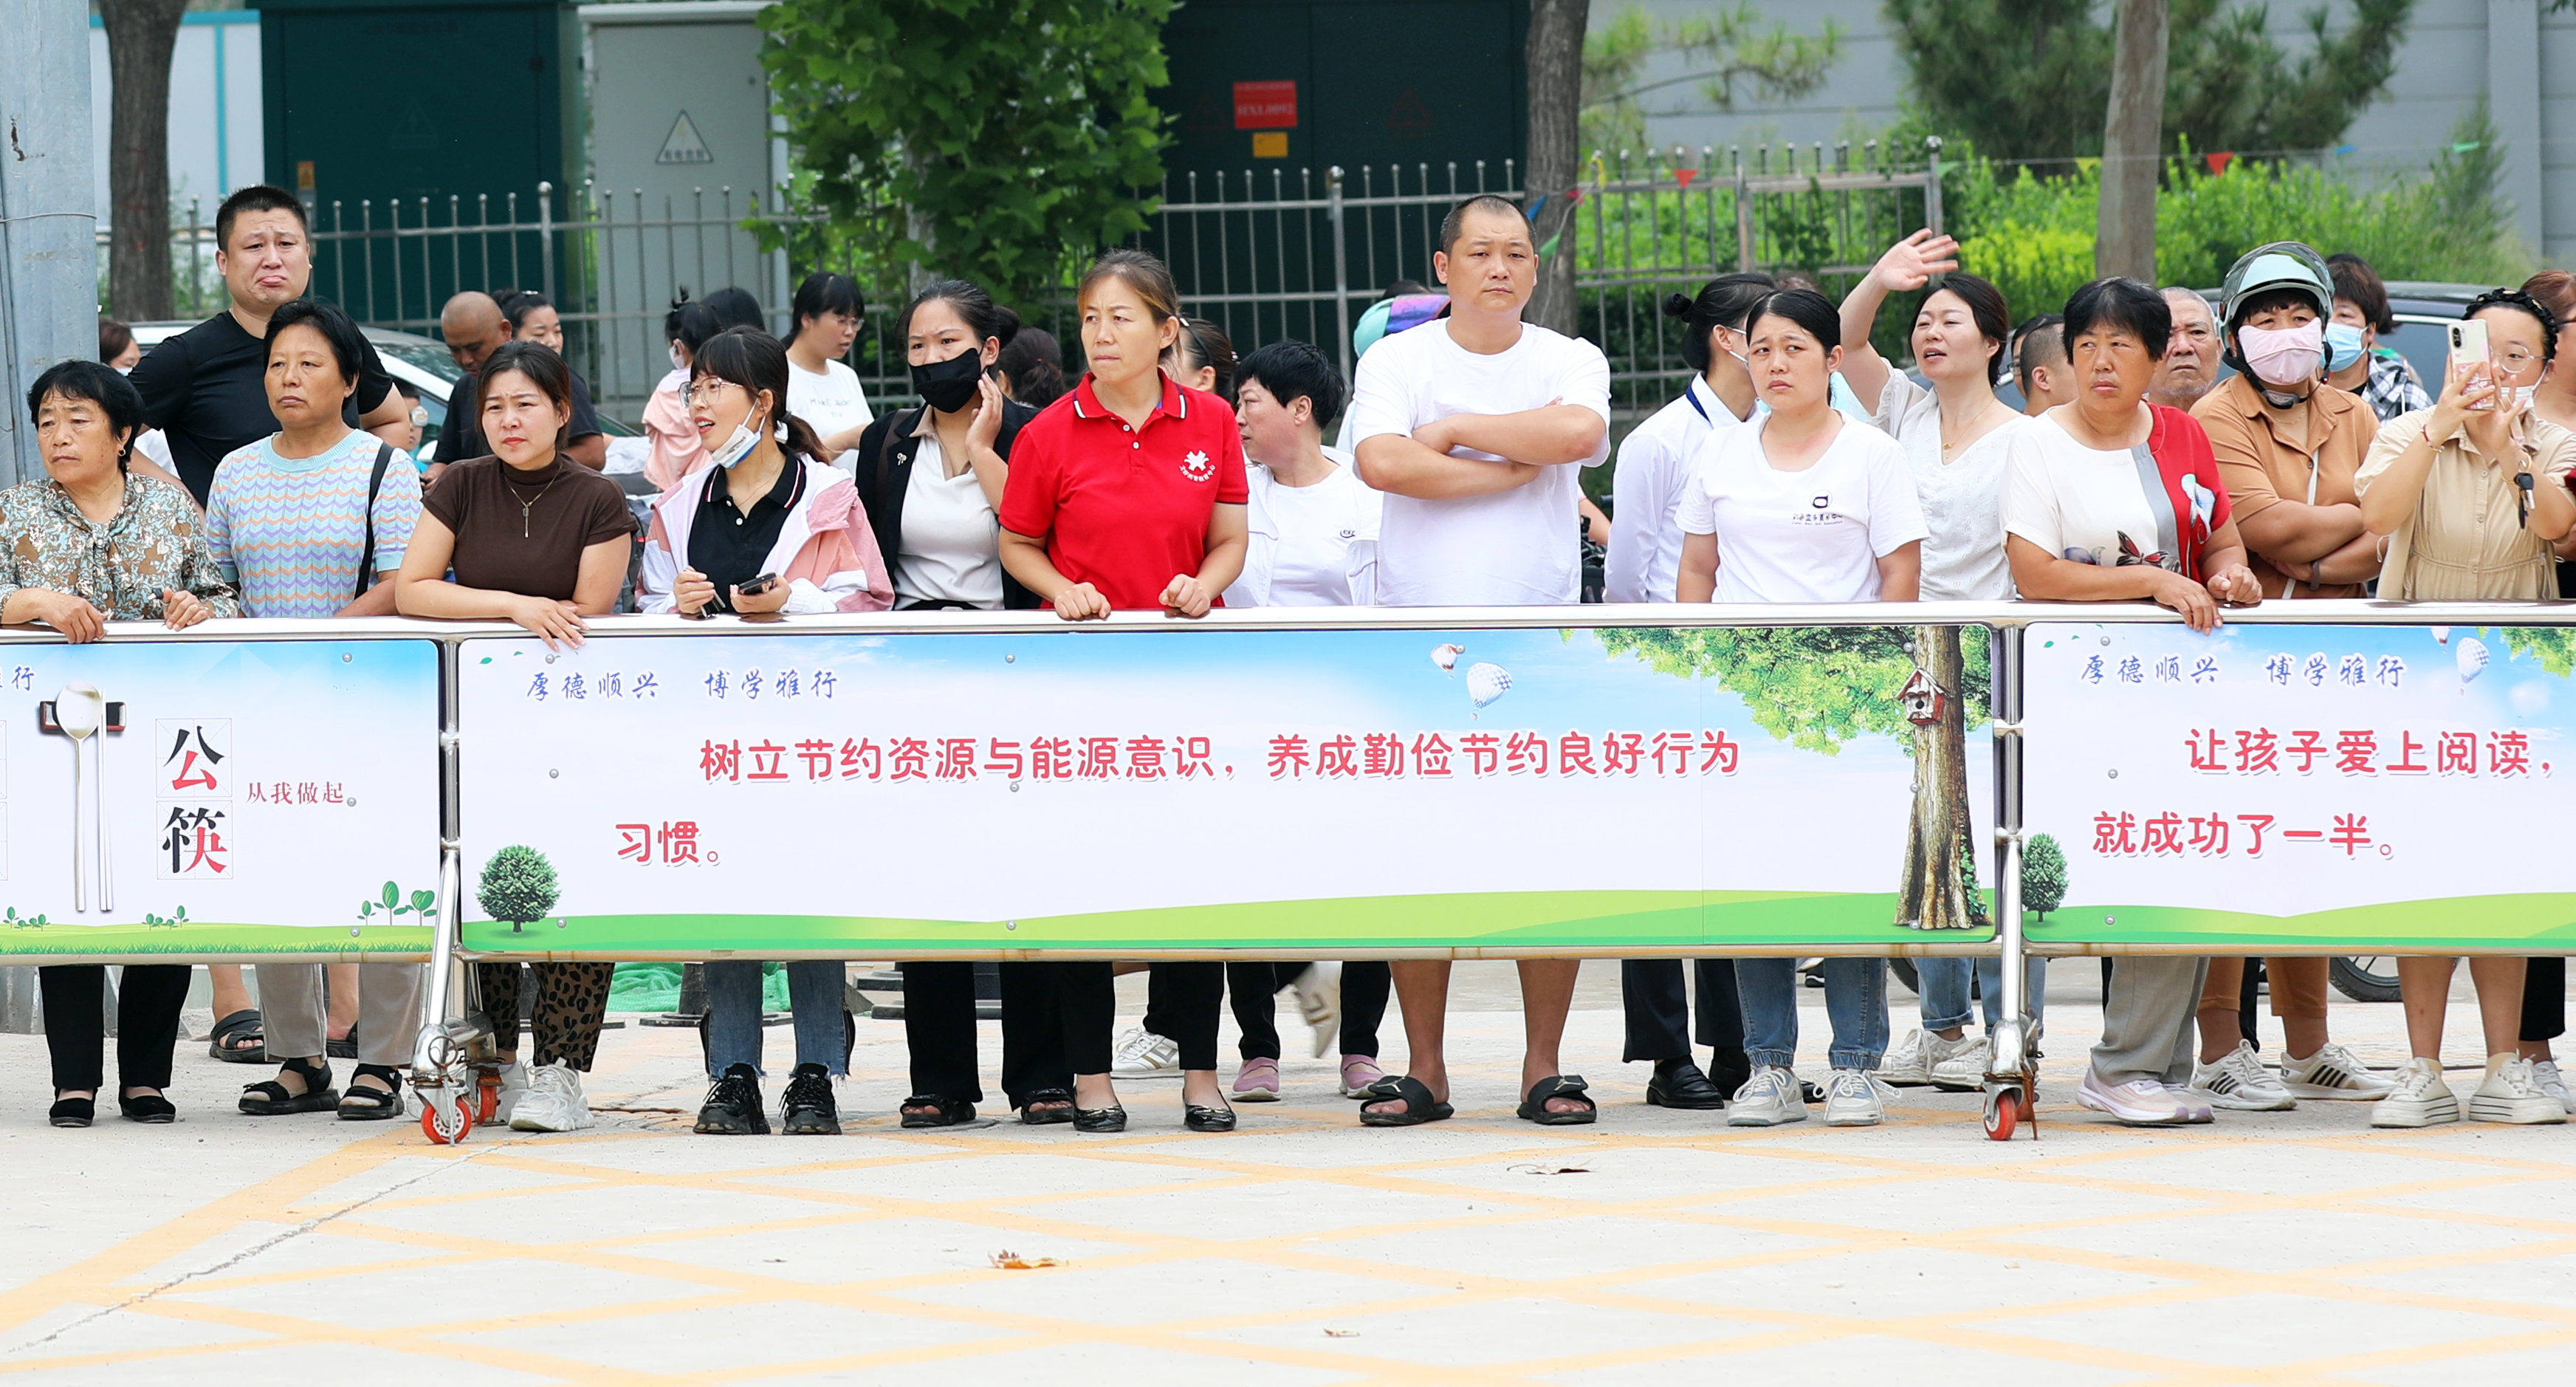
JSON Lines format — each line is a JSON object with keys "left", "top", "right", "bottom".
{"left": 785, "top": 272, "right": 876, "bottom": 470}
{"left": 1834, "top": 232, "right": 2043, "bottom": 1089}
{"left": 1675, "top": 287, "right": 1922, "bottom": 1132}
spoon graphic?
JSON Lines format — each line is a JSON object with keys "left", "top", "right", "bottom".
{"left": 55, "top": 684, "right": 103, "bottom": 912}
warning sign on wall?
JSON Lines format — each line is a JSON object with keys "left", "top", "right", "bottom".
{"left": 656, "top": 112, "right": 714, "bottom": 165}
{"left": 1233, "top": 81, "right": 1298, "bottom": 130}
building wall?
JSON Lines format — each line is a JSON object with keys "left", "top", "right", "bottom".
{"left": 1607, "top": 0, "right": 2574, "bottom": 267}
{"left": 89, "top": 11, "right": 265, "bottom": 233}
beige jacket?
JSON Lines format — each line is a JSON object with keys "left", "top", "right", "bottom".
{"left": 2356, "top": 407, "right": 2576, "bottom": 600}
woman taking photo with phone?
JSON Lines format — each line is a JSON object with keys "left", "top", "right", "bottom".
{"left": 997, "top": 248, "right": 1248, "bottom": 1134}
{"left": 396, "top": 339, "right": 634, "bottom": 1132}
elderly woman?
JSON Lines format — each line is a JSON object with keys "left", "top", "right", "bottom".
{"left": 5, "top": 360, "right": 239, "bottom": 1126}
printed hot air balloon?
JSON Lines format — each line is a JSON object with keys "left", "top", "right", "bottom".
{"left": 1431, "top": 643, "right": 1464, "bottom": 674}
{"left": 2458, "top": 637, "right": 2489, "bottom": 685}
{"left": 1466, "top": 662, "right": 1511, "bottom": 710}
{"left": 2431, "top": 626, "right": 2452, "bottom": 645}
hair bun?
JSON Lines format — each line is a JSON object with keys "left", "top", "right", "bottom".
{"left": 1662, "top": 292, "right": 1693, "bottom": 319}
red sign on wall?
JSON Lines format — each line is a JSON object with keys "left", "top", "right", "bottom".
{"left": 1234, "top": 81, "right": 1298, "bottom": 130}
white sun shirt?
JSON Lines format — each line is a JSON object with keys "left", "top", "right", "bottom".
{"left": 1677, "top": 413, "right": 1928, "bottom": 603}
{"left": 1223, "top": 449, "right": 1383, "bottom": 607}
{"left": 1344, "top": 318, "right": 1612, "bottom": 606}
{"left": 1873, "top": 372, "right": 2024, "bottom": 600}
{"left": 1608, "top": 374, "right": 1742, "bottom": 603}
{"left": 787, "top": 358, "right": 875, "bottom": 472}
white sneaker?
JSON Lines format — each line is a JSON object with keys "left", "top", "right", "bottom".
{"left": 488, "top": 1062, "right": 529, "bottom": 1123}
{"left": 2075, "top": 1068, "right": 2194, "bottom": 1125}
{"left": 508, "top": 1061, "right": 594, "bottom": 1132}
{"left": 1725, "top": 1066, "right": 1806, "bottom": 1126}
{"left": 2278, "top": 1042, "right": 2397, "bottom": 1100}
{"left": 2533, "top": 1059, "right": 2576, "bottom": 1115}
{"left": 2168, "top": 1083, "right": 2216, "bottom": 1123}
{"left": 1926, "top": 1033, "right": 1990, "bottom": 1092}
{"left": 2370, "top": 1058, "right": 2460, "bottom": 1128}
{"left": 1822, "top": 1069, "right": 1893, "bottom": 1126}
{"left": 1109, "top": 1027, "right": 1181, "bottom": 1079}
{"left": 1881, "top": 1030, "right": 1932, "bottom": 1086}
{"left": 2468, "top": 1057, "right": 2569, "bottom": 1125}
{"left": 2191, "top": 1041, "right": 2296, "bottom": 1111}
{"left": 1288, "top": 963, "right": 1342, "bottom": 1059}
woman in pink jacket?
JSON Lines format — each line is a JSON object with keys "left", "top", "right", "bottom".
{"left": 642, "top": 298, "right": 724, "bottom": 493}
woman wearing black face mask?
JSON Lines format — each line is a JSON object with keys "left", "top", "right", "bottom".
{"left": 853, "top": 280, "right": 1040, "bottom": 612}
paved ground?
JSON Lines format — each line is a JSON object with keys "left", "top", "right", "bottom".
{"left": 4, "top": 960, "right": 2573, "bottom": 1386}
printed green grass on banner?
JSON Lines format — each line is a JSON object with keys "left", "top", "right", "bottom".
{"left": 0, "top": 923, "right": 434, "bottom": 961}
{"left": 2034, "top": 893, "right": 2576, "bottom": 951}
{"left": 463, "top": 890, "right": 1992, "bottom": 956}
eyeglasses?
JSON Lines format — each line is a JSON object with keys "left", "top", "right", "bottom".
{"left": 2493, "top": 350, "right": 2544, "bottom": 373}
{"left": 684, "top": 380, "right": 740, "bottom": 405}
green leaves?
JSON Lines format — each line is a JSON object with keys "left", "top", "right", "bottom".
{"left": 760, "top": 0, "right": 1175, "bottom": 303}
{"left": 477, "top": 846, "right": 560, "bottom": 928}
{"left": 2022, "top": 832, "right": 2070, "bottom": 918}
{"left": 1596, "top": 626, "right": 1991, "bottom": 755}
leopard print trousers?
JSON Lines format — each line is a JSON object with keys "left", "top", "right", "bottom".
{"left": 475, "top": 962, "right": 616, "bottom": 1070}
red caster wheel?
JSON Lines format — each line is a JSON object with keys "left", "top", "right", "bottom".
{"left": 1982, "top": 1086, "right": 2022, "bottom": 1142}
{"left": 475, "top": 1075, "right": 500, "bottom": 1123}
{"left": 421, "top": 1087, "right": 475, "bottom": 1145}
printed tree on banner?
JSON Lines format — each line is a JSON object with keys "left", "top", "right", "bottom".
{"left": 478, "top": 846, "right": 559, "bottom": 935}
{"left": 2022, "top": 833, "right": 2069, "bottom": 920}
{"left": 1596, "top": 625, "right": 1991, "bottom": 931}
{"left": 2498, "top": 627, "right": 2576, "bottom": 674}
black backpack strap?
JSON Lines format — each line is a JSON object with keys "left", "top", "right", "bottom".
{"left": 354, "top": 441, "right": 395, "bottom": 600}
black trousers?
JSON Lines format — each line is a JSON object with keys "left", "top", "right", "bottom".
{"left": 1619, "top": 959, "right": 1745, "bottom": 1063}
{"left": 1138, "top": 962, "right": 1224, "bottom": 1072}
{"left": 1225, "top": 962, "right": 1392, "bottom": 1061}
{"left": 901, "top": 962, "right": 1074, "bottom": 1107}
{"left": 1031, "top": 960, "right": 1119, "bottom": 1075}
{"left": 2527, "top": 957, "right": 2566, "bottom": 1044}
{"left": 41, "top": 965, "right": 191, "bottom": 1092}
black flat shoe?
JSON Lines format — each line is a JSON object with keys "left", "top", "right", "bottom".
{"left": 1646, "top": 1058, "right": 1728, "bottom": 1110}
{"left": 1071, "top": 1103, "right": 1127, "bottom": 1133}
{"left": 119, "top": 1092, "right": 176, "bottom": 1123}
{"left": 49, "top": 1095, "right": 94, "bottom": 1128}
{"left": 1184, "top": 1103, "right": 1237, "bottom": 1133}
{"left": 1018, "top": 1087, "right": 1075, "bottom": 1125}
{"left": 899, "top": 1092, "right": 978, "bottom": 1129}
{"left": 1709, "top": 1048, "right": 1753, "bottom": 1097}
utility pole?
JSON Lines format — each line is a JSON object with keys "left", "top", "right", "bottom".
{"left": 2096, "top": 0, "right": 2168, "bottom": 282}
{"left": 0, "top": 0, "right": 100, "bottom": 494}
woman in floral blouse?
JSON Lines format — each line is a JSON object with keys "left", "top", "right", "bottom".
{"left": 4, "top": 360, "right": 239, "bottom": 641}
{"left": 10, "top": 360, "right": 237, "bottom": 1129}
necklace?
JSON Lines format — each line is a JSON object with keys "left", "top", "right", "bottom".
{"left": 504, "top": 468, "right": 563, "bottom": 538}
{"left": 1940, "top": 399, "right": 1999, "bottom": 462}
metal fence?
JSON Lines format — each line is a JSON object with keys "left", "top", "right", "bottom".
{"left": 104, "top": 140, "right": 1941, "bottom": 430}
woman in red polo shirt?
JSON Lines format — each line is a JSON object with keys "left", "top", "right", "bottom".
{"left": 998, "top": 248, "right": 1248, "bottom": 1134}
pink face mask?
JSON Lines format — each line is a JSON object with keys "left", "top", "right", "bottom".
{"left": 2236, "top": 320, "right": 2323, "bottom": 388}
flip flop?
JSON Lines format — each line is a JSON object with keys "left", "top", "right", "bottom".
{"left": 1358, "top": 1075, "right": 1453, "bottom": 1127}
{"left": 1517, "top": 1074, "right": 1597, "bottom": 1126}
{"left": 207, "top": 1009, "right": 266, "bottom": 1064}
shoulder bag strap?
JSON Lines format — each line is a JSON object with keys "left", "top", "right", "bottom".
{"left": 354, "top": 441, "right": 394, "bottom": 600}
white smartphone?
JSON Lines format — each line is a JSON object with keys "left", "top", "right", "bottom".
{"left": 2450, "top": 319, "right": 2492, "bottom": 408}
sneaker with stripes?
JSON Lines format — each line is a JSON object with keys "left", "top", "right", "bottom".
{"left": 2190, "top": 1041, "right": 2295, "bottom": 1111}
{"left": 2278, "top": 1042, "right": 2397, "bottom": 1100}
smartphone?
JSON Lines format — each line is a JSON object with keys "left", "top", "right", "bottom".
{"left": 736, "top": 572, "right": 780, "bottom": 597}
{"left": 2451, "top": 319, "right": 2493, "bottom": 409}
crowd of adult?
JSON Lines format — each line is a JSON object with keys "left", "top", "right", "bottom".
{"left": 29, "top": 182, "right": 2576, "bottom": 1138}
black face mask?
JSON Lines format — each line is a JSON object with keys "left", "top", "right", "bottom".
{"left": 911, "top": 351, "right": 985, "bottom": 413}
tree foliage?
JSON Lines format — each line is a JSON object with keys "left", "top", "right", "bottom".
{"left": 1885, "top": 0, "right": 2413, "bottom": 165}
{"left": 1595, "top": 626, "right": 1989, "bottom": 754}
{"left": 1581, "top": 3, "right": 1844, "bottom": 156}
{"left": 478, "top": 845, "right": 559, "bottom": 928}
{"left": 2022, "top": 833, "right": 2070, "bottom": 918}
{"left": 760, "top": 0, "right": 1173, "bottom": 304}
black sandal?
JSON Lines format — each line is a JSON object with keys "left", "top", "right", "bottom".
{"left": 1517, "top": 1074, "right": 1597, "bottom": 1126}
{"left": 207, "top": 1009, "right": 266, "bottom": 1064}
{"left": 239, "top": 1057, "right": 337, "bottom": 1115}
{"left": 899, "top": 1093, "right": 978, "bottom": 1129}
{"left": 1358, "top": 1075, "right": 1453, "bottom": 1127}
{"left": 1018, "top": 1087, "right": 1075, "bottom": 1125}
{"left": 338, "top": 1065, "right": 405, "bottom": 1121}
{"left": 327, "top": 1028, "right": 359, "bottom": 1061}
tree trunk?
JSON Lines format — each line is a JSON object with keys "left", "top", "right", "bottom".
{"left": 99, "top": 0, "right": 188, "bottom": 322}
{"left": 1897, "top": 626, "right": 1981, "bottom": 931}
{"left": 2095, "top": 0, "right": 2168, "bottom": 281}
{"left": 1522, "top": 0, "right": 1587, "bottom": 335}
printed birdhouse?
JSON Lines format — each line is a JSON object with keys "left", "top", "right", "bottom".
{"left": 1900, "top": 668, "right": 1946, "bottom": 726}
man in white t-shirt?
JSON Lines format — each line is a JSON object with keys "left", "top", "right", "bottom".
{"left": 1344, "top": 194, "right": 1611, "bottom": 1126}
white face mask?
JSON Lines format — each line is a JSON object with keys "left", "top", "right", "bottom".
{"left": 669, "top": 342, "right": 687, "bottom": 372}
{"left": 707, "top": 411, "right": 765, "bottom": 470}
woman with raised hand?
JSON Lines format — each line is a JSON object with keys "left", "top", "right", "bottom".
{"left": 1675, "top": 287, "right": 1924, "bottom": 1130}
{"left": 1835, "top": 233, "right": 2045, "bottom": 1093}
{"left": 4, "top": 360, "right": 239, "bottom": 1126}
{"left": 396, "top": 340, "right": 634, "bottom": 1134}
{"left": 2354, "top": 287, "right": 2576, "bottom": 1131}
{"left": 997, "top": 248, "right": 1248, "bottom": 1134}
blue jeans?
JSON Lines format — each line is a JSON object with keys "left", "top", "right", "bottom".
{"left": 1915, "top": 956, "right": 2049, "bottom": 1032}
{"left": 704, "top": 960, "right": 847, "bottom": 1078}
{"left": 1734, "top": 957, "right": 1887, "bottom": 1071}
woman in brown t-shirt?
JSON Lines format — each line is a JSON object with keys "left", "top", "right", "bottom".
{"left": 396, "top": 340, "right": 631, "bottom": 648}
{"left": 395, "top": 339, "right": 633, "bottom": 1134}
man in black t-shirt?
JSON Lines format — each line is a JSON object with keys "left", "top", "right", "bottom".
{"left": 438, "top": 291, "right": 509, "bottom": 465}
{"left": 128, "top": 185, "right": 402, "bottom": 506}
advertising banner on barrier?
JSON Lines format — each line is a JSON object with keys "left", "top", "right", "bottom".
{"left": 2024, "top": 621, "right": 2576, "bottom": 953}
{"left": 0, "top": 638, "right": 442, "bottom": 959}
{"left": 456, "top": 623, "right": 1996, "bottom": 957}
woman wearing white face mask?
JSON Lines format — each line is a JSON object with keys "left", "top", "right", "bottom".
{"left": 644, "top": 297, "right": 726, "bottom": 492}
